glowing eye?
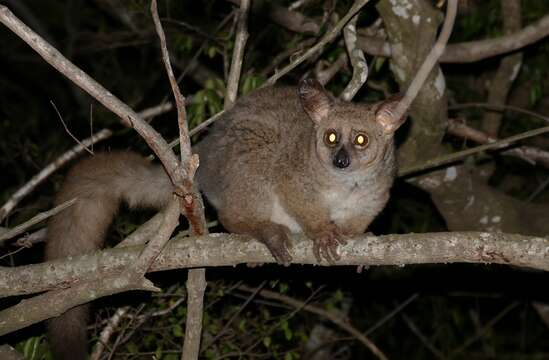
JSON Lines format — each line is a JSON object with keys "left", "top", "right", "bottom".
{"left": 354, "top": 134, "right": 369, "bottom": 147}
{"left": 324, "top": 130, "right": 338, "bottom": 146}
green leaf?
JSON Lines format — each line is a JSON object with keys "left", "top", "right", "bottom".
{"left": 281, "top": 320, "right": 293, "bottom": 340}
{"left": 173, "top": 324, "right": 184, "bottom": 337}
{"left": 263, "top": 336, "right": 272, "bottom": 348}
{"left": 207, "top": 46, "right": 217, "bottom": 58}
{"left": 126, "top": 342, "right": 139, "bottom": 353}
{"left": 239, "top": 319, "right": 247, "bottom": 331}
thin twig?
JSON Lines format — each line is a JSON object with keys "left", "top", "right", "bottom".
{"left": 50, "top": 101, "right": 94, "bottom": 155}
{"left": 204, "top": 281, "right": 266, "bottom": 350}
{"left": 240, "top": 285, "right": 388, "bottom": 360}
{"left": 91, "top": 307, "right": 130, "bottom": 360}
{"left": 0, "top": 198, "right": 76, "bottom": 245}
{"left": 400, "top": 123, "right": 549, "bottom": 176}
{"left": 402, "top": 314, "right": 445, "bottom": 359}
{"left": 447, "top": 118, "right": 549, "bottom": 168}
{"left": 265, "top": 0, "right": 371, "bottom": 86}
{"left": 449, "top": 102, "right": 549, "bottom": 123}
{"left": 448, "top": 302, "right": 520, "bottom": 358}
{"left": 364, "top": 293, "right": 419, "bottom": 335}
{"left": 224, "top": 0, "right": 250, "bottom": 109}
{"left": 0, "top": 5, "right": 182, "bottom": 178}
{"left": 0, "top": 101, "right": 171, "bottom": 224}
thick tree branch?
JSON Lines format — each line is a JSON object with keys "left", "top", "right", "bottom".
{"left": 1, "top": 231, "right": 548, "bottom": 300}
{"left": 0, "top": 271, "right": 158, "bottom": 336}
{"left": 357, "top": 13, "right": 549, "bottom": 63}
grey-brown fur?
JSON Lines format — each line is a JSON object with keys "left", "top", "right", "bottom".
{"left": 46, "top": 152, "right": 172, "bottom": 360}
{"left": 45, "top": 79, "right": 406, "bottom": 359}
{"left": 195, "top": 79, "right": 405, "bottom": 263}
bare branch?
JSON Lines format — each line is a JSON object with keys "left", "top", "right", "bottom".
{"left": 224, "top": 0, "right": 250, "bottom": 109}
{"left": 0, "top": 102, "right": 171, "bottom": 224}
{"left": 0, "top": 198, "right": 75, "bottom": 245}
{"left": 482, "top": 0, "right": 523, "bottom": 137}
{"left": 340, "top": 14, "right": 368, "bottom": 101}
{"left": 400, "top": 122, "right": 549, "bottom": 176}
{"left": 265, "top": 0, "right": 371, "bottom": 86}
{"left": 149, "top": 3, "right": 210, "bottom": 360}
{"left": 0, "top": 5, "right": 181, "bottom": 178}
{"left": 392, "top": 0, "right": 457, "bottom": 123}
{"left": 241, "top": 285, "right": 388, "bottom": 360}
{"left": 90, "top": 307, "right": 130, "bottom": 360}
{"left": 2, "top": 231, "right": 548, "bottom": 300}
{"left": 357, "top": 13, "right": 549, "bottom": 63}
{"left": 0, "top": 271, "right": 158, "bottom": 336}
{"left": 447, "top": 118, "right": 549, "bottom": 168}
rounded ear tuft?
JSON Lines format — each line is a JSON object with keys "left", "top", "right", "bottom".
{"left": 298, "top": 78, "right": 333, "bottom": 124}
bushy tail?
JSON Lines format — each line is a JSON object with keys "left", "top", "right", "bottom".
{"left": 45, "top": 151, "right": 172, "bottom": 360}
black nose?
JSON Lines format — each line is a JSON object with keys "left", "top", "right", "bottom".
{"left": 333, "top": 147, "right": 350, "bottom": 169}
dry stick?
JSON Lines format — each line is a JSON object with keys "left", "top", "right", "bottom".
{"left": 405, "top": 103, "right": 549, "bottom": 176}
{"left": 90, "top": 307, "right": 130, "bottom": 360}
{"left": 364, "top": 293, "right": 419, "bottom": 336}
{"left": 481, "top": 0, "right": 523, "bottom": 137}
{"left": 0, "top": 5, "right": 179, "bottom": 222}
{"left": 402, "top": 314, "right": 445, "bottom": 359}
{"left": 149, "top": 3, "right": 209, "bottom": 360}
{"left": 392, "top": 0, "right": 458, "bottom": 123}
{"left": 0, "top": 6, "right": 182, "bottom": 180}
{"left": 0, "top": 270, "right": 159, "bottom": 337}
{"left": 316, "top": 52, "right": 348, "bottom": 86}
{"left": 449, "top": 102, "right": 549, "bottom": 123}
{"left": 0, "top": 102, "right": 171, "bottom": 224}
{"left": 340, "top": 14, "right": 368, "bottom": 101}
{"left": 265, "top": 0, "right": 371, "bottom": 86}
{"left": 447, "top": 119, "right": 549, "bottom": 168}
{"left": 185, "top": 1, "right": 250, "bottom": 358}
{"left": 224, "top": 0, "right": 250, "bottom": 109}
{"left": 50, "top": 101, "right": 94, "bottom": 155}
{"left": 400, "top": 123, "right": 549, "bottom": 177}
{"left": 0, "top": 4, "right": 190, "bottom": 351}
{"left": 203, "top": 281, "right": 266, "bottom": 350}
{"left": 0, "top": 198, "right": 76, "bottom": 245}
{"left": 176, "top": 0, "right": 370, "bottom": 142}
{"left": 240, "top": 285, "right": 388, "bottom": 360}
{"left": 448, "top": 302, "right": 520, "bottom": 358}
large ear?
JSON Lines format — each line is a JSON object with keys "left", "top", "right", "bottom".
{"left": 375, "top": 94, "right": 407, "bottom": 134}
{"left": 298, "top": 78, "right": 333, "bottom": 124}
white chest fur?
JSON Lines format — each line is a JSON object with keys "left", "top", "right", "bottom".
{"left": 270, "top": 194, "right": 303, "bottom": 233}
{"left": 323, "top": 187, "right": 365, "bottom": 223}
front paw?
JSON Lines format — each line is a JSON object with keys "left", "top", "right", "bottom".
{"left": 311, "top": 225, "right": 347, "bottom": 264}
